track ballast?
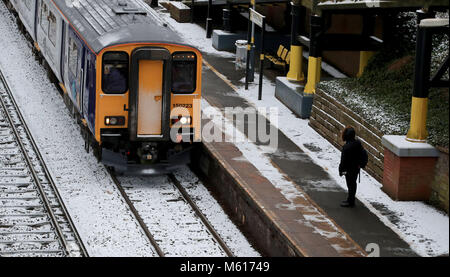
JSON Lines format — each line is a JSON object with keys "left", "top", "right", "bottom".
{"left": 0, "top": 68, "right": 87, "bottom": 257}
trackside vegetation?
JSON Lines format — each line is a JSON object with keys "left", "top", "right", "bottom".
{"left": 319, "top": 12, "right": 449, "bottom": 149}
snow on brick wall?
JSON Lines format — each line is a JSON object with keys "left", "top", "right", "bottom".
{"left": 310, "top": 87, "right": 385, "bottom": 182}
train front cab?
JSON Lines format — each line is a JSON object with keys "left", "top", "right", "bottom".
{"left": 97, "top": 44, "right": 202, "bottom": 174}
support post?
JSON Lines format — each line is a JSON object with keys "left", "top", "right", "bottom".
{"left": 406, "top": 11, "right": 436, "bottom": 142}
{"left": 357, "top": 15, "right": 376, "bottom": 77}
{"left": 191, "top": 0, "right": 195, "bottom": 23}
{"left": 357, "top": 51, "right": 375, "bottom": 77}
{"left": 245, "top": 8, "right": 252, "bottom": 90}
{"left": 258, "top": 18, "right": 266, "bottom": 100}
{"left": 223, "top": 9, "right": 231, "bottom": 32}
{"left": 251, "top": 0, "right": 256, "bottom": 76}
{"left": 206, "top": 0, "right": 213, "bottom": 38}
{"left": 304, "top": 15, "right": 323, "bottom": 94}
{"left": 286, "top": 1, "right": 305, "bottom": 82}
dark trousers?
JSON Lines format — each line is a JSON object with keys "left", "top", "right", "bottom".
{"left": 345, "top": 172, "right": 358, "bottom": 205}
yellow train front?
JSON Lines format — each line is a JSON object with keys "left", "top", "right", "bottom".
{"left": 7, "top": 0, "right": 202, "bottom": 174}
{"left": 98, "top": 45, "right": 202, "bottom": 174}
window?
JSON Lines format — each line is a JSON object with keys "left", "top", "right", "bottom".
{"left": 48, "top": 11, "right": 57, "bottom": 46}
{"left": 102, "top": 52, "right": 129, "bottom": 94}
{"left": 68, "top": 38, "right": 78, "bottom": 77}
{"left": 40, "top": 1, "right": 49, "bottom": 33}
{"left": 171, "top": 52, "right": 196, "bottom": 94}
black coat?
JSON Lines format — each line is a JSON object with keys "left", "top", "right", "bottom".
{"left": 339, "top": 139, "right": 363, "bottom": 176}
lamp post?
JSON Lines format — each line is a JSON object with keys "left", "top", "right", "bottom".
{"left": 206, "top": 0, "right": 213, "bottom": 38}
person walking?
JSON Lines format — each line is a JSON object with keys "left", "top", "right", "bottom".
{"left": 339, "top": 126, "right": 367, "bottom": 208}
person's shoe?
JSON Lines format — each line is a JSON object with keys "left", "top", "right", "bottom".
{"left": 340, "top": 201, "right": 355, "bottom": 208}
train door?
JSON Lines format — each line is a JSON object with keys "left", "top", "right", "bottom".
{"left": 83, "top": 52, "right": 96, "bottom": 133}
{"left": 129, "top": 47, "right": 171, "bottom": 141}
{"left": 138, "top": 60, "right": 163, "bottom": 135}
{"left": 80, "top": 53, "right": 87, "bottom": 115}
{"left": 66, "top": 28, "right": 84, "bottom": 111}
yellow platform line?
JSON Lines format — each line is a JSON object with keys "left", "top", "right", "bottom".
{"left": 202, "top": 59, "right": 238, "bottom": 92}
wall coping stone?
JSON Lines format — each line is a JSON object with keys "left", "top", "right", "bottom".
{"left": 382, "top": 135, "right": 440, "bottom": 158}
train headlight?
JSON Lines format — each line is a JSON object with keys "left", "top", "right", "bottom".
{"left": 105, "top": 116, "right": 125, "bottom": 126}
{"left": 172, "top": 116, "right": 192, "bottom": 126}
{"left": 180, "top": 116, "right": 191, "bottom": 125}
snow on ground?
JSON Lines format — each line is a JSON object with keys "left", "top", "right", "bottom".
{"left": 0, "top": 2, "right": 156, "bottom": 257}
{"left": 320, "top": 80, "right": 409, "bottom": 135}
{"left": 119, "top": 174, "right": 227, "bottom": 257}
{"left": 118, "top": 170, "right": 259, "bottom": 257}
{"left": 156, "top": 6, "right": 235, "bottom": 59}
{"left": 0, "top": 1, "right": 259, "bottom": 257}
{"left": 239, "top": 79, "right": 449, "bottom": 258}
{"left": 174, "top": 167, "right": 260, "bottom": 257}
{"left": 155, "top": 3, "right": 449, "bottom": 256}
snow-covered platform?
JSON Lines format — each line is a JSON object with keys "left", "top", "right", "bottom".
{"left": 153, "top": 0, "right": 448, "bottom": 256}
{"left": 195, "top": 51, "right": 431, "bottom": 256}
{"left": 195, "top": 123, "right": 366, "bottom": 257}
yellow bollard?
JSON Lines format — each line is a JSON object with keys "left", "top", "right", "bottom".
{"left": 406, "top": 97, "right": 429, "bottom": 142}
{"left": 357, "top": 51, "right": 375, "bottom": 78}
{"left": 304, "top": 56, "right": 322, "bottom": 94}
{"left": 286, "top": 45, "right": 305, "bottom": 82}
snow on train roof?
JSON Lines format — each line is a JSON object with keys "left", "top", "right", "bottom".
{"left": 54, "top": 0, "right": 186, "bottom": 54}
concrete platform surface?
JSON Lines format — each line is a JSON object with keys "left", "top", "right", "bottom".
{"left": 197, "top": 129, "right": 366, "bottom": 257}
{"left": 199, "top": 51, "right": 419, "bottom": 257}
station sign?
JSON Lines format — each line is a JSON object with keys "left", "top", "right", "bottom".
{"left": 249, "top": 8, "right": 265, "bottom": 28}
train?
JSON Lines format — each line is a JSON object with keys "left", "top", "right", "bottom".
{"left": 5, "top": 0, "right": 202, "bottom": 174}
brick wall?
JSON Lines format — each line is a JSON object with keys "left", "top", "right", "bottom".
{"left": 383, "top": 149, "right": 436, "bottom": 201}
{"left": 310, "top": 88, "right": 449, "bottom": 214}
{"left": 430, "top": 148, "right": 449, "bottom": 213}
{"left": 309, "top": 88, "right": 385, "bottom": 182}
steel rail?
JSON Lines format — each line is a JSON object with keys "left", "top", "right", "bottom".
{"left": 168, "top": 173, "right": 234, "bottom": 257}
{"left": 0, "top": 68, "right": 88, "bottom": 257}
{"left": 108, "top": 169, "right": 165, "bottom": 257}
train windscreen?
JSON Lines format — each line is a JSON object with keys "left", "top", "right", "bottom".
{"left": 102, "top": 52, "right": 129, "bottom": 94}
{"left": 172, "top": 53, "right": 196, "bottom": 94}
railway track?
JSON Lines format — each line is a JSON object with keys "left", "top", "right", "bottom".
{"left": 109, "top": 170, "right": 234, "bottom": 257}
{"left": 0, "top": 68, "right": 87, "bottom": 257}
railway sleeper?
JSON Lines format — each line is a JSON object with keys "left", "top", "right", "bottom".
{"left": 0, "top": 241, "right": 63, "bottom": 252}
{"left": 0, "top": 232, "right": 58, "bottom": 242}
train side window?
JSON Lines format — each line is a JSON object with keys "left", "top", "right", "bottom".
{"left": 40, "top": 1, "right": 49, "bottom": 34}
{"left": 68, "top": 38, "right": 78, "bottom": 77}
{"left": 48, "top": 11, "right": 57, "bottom": 46}
{"left": 171, "top": 52, "right": 196, "bottom": 94}
{"left": 102, "top": 52, "right": 129, "bottom": 94}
